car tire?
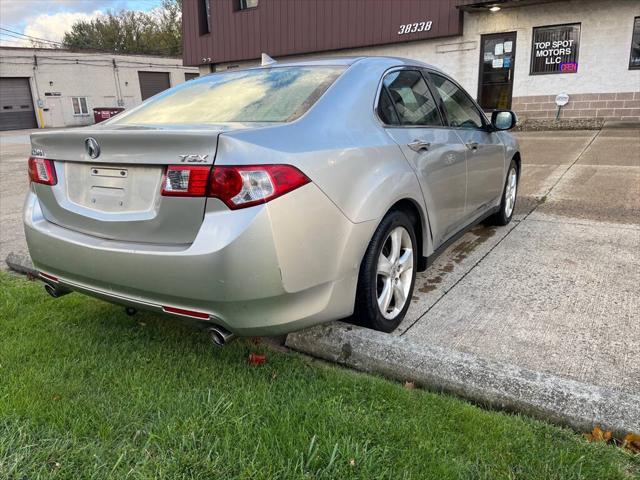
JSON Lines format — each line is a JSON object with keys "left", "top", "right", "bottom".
{"left": 488, "top": 159, "right": 519, "bottom": 226}
{"left": 353, "top": 210, "right": 417, "bottom": 332}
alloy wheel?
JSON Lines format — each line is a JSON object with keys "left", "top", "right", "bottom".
{"left": 376, "top": 226, "right": 413, "bottom": 319}
{"left": 504, "top": 167, "right": 518, "bottom": 218}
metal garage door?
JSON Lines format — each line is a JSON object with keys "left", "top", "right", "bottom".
{"left": 138, "top": 72, "right": 171, "bottom": 101}
{"left": 0, "top": 78, "right": 38, "bottom": 131}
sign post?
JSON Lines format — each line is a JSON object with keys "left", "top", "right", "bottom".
{"left": 554, "top": 93, "right": 570, "bottom": 120}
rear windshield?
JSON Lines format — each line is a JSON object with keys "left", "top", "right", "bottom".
{"left": 113, "top": 66, "right": 344, "bottom": 125}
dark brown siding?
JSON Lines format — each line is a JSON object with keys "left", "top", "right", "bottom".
{"left": 183, "top": 0, "right": 474, "bottom": 66}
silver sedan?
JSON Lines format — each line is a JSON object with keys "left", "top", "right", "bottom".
{"left": 24, "top": 56, "right": 520, "bottom": 344}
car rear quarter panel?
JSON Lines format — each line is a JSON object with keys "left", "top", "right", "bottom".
{"left": 216, "top": 59, "right": 431, "bottom": 255}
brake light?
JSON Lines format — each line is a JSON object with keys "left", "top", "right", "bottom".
{"left": 162, "top": 305, "right": 210, "bottom": 319}
{"left": 161, "top": 165, "right": 210, "bottom": 196}
{"left": 209, "top": 165, "right": 310, "bottom": 209}
{"left": 160, "top": 164, "right": 310, "bottom": 208}
{"left": 28, "top": 157, "right": 57, "bottom": 185}
{"left": 39, "top": 272, "right": 59, "bottom": 282}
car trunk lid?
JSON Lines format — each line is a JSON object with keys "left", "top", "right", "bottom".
{"left": 30, "top": 126, "right": 227, "bottom": 245}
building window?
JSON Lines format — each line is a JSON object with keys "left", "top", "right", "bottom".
{"left": 630, "top": 17, "right": 640, "bottom": 70}
{"left": 199, "top": 0, "right": 211, "bottom": 35}
{"left": 71, "top": 97, "right": 89, "bottom": 116}
{"left": 530, "top": 23, "right": 581, "bottom": 75}
{"left": 237, "top": 0, "right": 259, "bottom": 11}
{"left": 185, "top": 72, "right": 199, "bottom": 81}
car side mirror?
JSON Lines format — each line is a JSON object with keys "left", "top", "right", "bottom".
{"left": 491, "top": 110, "right": 517, "bottom": 131}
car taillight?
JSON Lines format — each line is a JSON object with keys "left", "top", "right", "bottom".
{"left": 28, "top": 157, "right": 57, "bottom": 186}
{"left": 161, "top": 164, "right": 310, "bottom": 209}
{"left": 209, "top": 164, "right": 310, "bottom": 209}
{"left": 161, "top": 165, "right": 210, "bottom": 196}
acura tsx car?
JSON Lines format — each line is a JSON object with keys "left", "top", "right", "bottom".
{"left": 24, "top": 56, "right": 520, "bottom": 344}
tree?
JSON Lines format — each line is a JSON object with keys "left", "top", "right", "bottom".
{"left": 62, "top": 0, "right": 182, "bottom": 56}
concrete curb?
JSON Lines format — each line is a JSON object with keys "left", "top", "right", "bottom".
{"left": 603, "top": 120, "right": 640, "bottom": 129}
{"left": 5, "top": 252, "right": 36, "bottom": 276}
{"left": 286, "top": 322, "right": 640, "bottom": 435}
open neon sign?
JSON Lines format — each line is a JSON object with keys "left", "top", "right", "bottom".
{"left": 560, "top": 62, "right": 578, "bottom": 73}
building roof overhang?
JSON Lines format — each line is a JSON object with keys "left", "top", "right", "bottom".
{"left": 458, "top": 0, "right": 565, "bottom": 12}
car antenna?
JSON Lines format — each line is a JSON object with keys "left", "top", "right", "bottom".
{"left": 261, "top": 53, "right": 277, "bottom": 66}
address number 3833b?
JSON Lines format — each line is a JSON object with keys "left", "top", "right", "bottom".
{"left": 398, "top": 21, "right": 433, "bottom": 35}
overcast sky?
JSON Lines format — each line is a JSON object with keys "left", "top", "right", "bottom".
{"left": 0, "top": 0, "right": 163, "bottom": 47}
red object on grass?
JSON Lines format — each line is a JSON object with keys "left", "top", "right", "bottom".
{"left": 248, "top": 353, "right": 266, "bottom": 365}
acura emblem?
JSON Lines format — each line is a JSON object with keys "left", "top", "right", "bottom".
{"left": 85, "top": 137, "right": 100, "bottom": 159}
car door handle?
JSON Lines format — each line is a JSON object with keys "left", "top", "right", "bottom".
{"left": 408, "top": 140, "right": 431, "bottom": 152}
{"left": 466, "top": 141, "right": 479, "bottom": 150}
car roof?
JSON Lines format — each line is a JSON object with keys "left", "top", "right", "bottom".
{"left": 246, "top": 55, "right": 442, "bottom": 71}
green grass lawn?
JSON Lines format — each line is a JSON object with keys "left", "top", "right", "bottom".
{"left": 0, "top": 272, "right": 637, "bottom": 479}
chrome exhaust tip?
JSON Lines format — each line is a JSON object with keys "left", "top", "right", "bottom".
{"left": 208, "top": 325, "right": 236, "bottom": 347}
{"left": 44, "top": 283, "right": 70, "bottom": 298}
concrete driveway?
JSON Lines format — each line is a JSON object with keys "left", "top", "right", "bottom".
{"left": 397, "top": 127, "right": 640, "bottom": 395}
{"left": 2, "top": 125, "right": 639, "bottom": 432}
{"left": 0, "top": 129, "right": 31, "bottom": 268}
{"left": 288, "top": 123, "right": 640, "bottom": 434}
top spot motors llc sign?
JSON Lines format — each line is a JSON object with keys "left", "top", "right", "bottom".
{"left": 530, "top": 23, "right": 581, "bottom": 74}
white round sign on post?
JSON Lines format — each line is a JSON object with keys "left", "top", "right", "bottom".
{"left": 555, "top": 93, "right": 570, "bottom": 107}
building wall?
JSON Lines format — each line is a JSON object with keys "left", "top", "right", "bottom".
{"left": 183, "top": 0, "right": 472, "bottom": 66}
{"left": 512, "top": 91, "right": 640, "bottom": 121}
{"left": 210, "top": 0, "right": 640, "bottom": 122}
{"left": 0, "top": 48, "right": 199, "bottom": 129}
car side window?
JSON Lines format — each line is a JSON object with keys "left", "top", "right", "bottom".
{"left": 380, "top": 70, "right": 442, "bottom": 127}
{"left": 377, "top": 88, "right": 400, "bottom": 125}
{"left": 427, "top": 72, "right": 485, "bottom": 129}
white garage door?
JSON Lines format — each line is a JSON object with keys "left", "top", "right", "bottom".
{"left": 0, "top": 77, "right": 38, "bottom": 131}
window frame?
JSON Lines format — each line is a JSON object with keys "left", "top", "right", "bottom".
{"left": 529, "top": 22, "right": 581, "bottom": 76}
{"left": 377, "top": 87, "right": 401, "bottom": 126}
{"left": 629, "top": 17, "right": 640, "bottom": 70}
{"left": 71, "top": 96, "right": 89, "bottom": 116}
{"left": 374, "top": 67, "right": 446, "bottom": 129}
{"left": 236, "top": 0, "right": 259, "bottom": 11}
{"left": 424, "top": 70, "right": 490, "bottom": 131}
{"left": 199, "top": 0, "right": 212, "bottom": 35}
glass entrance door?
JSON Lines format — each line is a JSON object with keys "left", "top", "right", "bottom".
{"left": 478, "top": 32, "right": 517, "bottom": 111}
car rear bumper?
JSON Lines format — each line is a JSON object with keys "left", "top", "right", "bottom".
{"left": 24, "top": 185, "right": 376, "bottom": 335}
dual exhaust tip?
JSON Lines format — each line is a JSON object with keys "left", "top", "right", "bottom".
{"left": 44, "top": 283, "right": 71, "bottom": 299}
{"left": 208, "top": 325, "right": 236, "bottom": 347}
